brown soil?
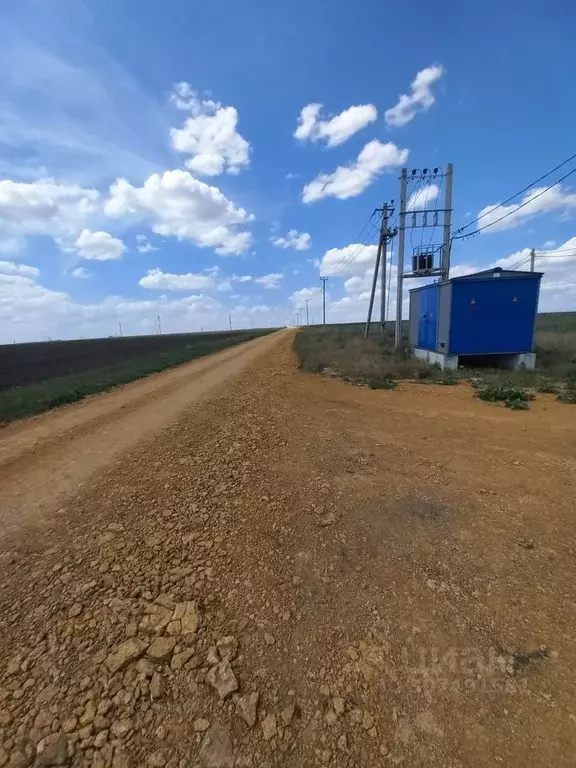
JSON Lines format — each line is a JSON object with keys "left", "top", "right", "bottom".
{"left": 1, "top": 331, "right": 575, "bottom": 768}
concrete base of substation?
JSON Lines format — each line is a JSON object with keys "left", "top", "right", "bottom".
{"left": 413, "top": 348, "right": 537, "bottom": 371}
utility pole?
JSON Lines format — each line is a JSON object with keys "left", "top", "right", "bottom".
{"left": 157, "top": 315, "right": 162, "bottom": 335}
{"left": 305, "top": 299, "right": 310, "bottom": 326}
{"left": 530, "top": 248, "right": 536, "bottom": 272}
{"left": 118, "top": 321, "right": 123, "bottom": 338}
{"left": 395, "top": 168, "right": 408, "bottom": 348}
{"left": 364, "top": 240, "right": 382, "bottom": 339}
{"left": 299, "top": 307, "right": 304, "bottom": 326}
{"left": 320, "top": 277, "right": 328, "bottom": 325}
{"left": 365, "top": 202, "right": 396, "bottom": 339}
{"left": 379, "top": 203, "right": 390, "bottom": 334}
{"left": 441, "top": 162, "right": 454, "bottom": 276}
{"left": 228, "top": 313, "right": 232, "bottom": 331}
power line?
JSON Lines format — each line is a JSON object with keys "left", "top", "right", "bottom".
{"left": 453, "top": 165, "right": 576, "bottom": 241}
{"left": 327, "top": 212, "right": 379, "bottom": 277}
{"left": 453, "top": 150, "right": 576, "bottom": 238}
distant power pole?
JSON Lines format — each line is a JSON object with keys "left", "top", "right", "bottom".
{"left": 118, "top": 321, "right": 123, "bottom": 338}
{"left": 365, "top": 202, "right": 396, "bottom": 339}
{"left": 530, "top": 248, "right": 536, "bottom": 272}
{"left": 157, "top": 315, "right": 162, "bottom": 335}
{"left": 228, "top": 313, "right": 232, "bottom": 331}
{"left": 320, "top": 277, "right": 328, "bottom": 325}
{"left": 305, "top": 299, "right": 310, "bottom": 326}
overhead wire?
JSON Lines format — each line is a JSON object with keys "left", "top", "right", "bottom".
{"left": 327, "top": 212, "right": 379, "bottom": 277}
{"left": 453, "top": 150, "right": 576, "bottom": 239}
{"left": 453, "top": 165, "right": 576, "bottom": 241}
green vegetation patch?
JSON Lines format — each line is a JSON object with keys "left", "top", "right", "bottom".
{"left": 476, "top": 382, "right": 532, "bottom": 410}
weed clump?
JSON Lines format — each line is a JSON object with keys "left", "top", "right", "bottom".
{"left": 477, "top": 382, "right": 532, "bottom": 410}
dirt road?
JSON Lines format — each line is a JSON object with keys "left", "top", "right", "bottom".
{"left": 0, "top": 331, "right": 282, "bottom": 541}
{"left": 1, "top": 332, "right": 575, "bottom": 767}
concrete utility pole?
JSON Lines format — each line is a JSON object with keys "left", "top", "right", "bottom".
{"left": 305, "top": 299, "right": 310, "bottom": 326}
{"left": 320, "top": 277, "right": 328, "bottom": 325}
{"left": 379, "top": 203, "right": 390, "bottom": 335}
{"left": 157, "top": 315, "right": 162, "bottom": 335}
{"left": 118, "top": 321, "right": 123, "bottom": 338}
{"left": 530, "top": 248, "right": 536, "bottom": 272}
{"left": 228, "top": 313, "right": 232, "bottom": 331}
{"left": 441, "top": 163, "right": 454, "bottom": 276}
{"left": 395, "top": 169, "right": 408, "bottom": 348}
{"left": 366, "top": 202, "right": 395, "bottom": 339}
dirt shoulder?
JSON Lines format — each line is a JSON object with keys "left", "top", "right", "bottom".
{"left": 0, "top": 332, "right": 575, "bottom": 767}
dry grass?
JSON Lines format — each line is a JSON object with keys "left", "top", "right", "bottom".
{"left": 293, "top": 327, "right": 436, "bottom": 386}
{"left": 294, "top": 318, "right": 576, "bottom": 397}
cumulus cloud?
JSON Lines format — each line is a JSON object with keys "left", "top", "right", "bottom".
{"left": 271, "top": 229, "right": 311, "bottom": 250}
{"left": 105, "top": 170, "right": 253, "bottom": 255}
{"left": 319, "top": 244, "right": 378, "bottom": 277}
{"left": 302, "top": 140, "right": 408, "bottom": 203}
{"left": 254, "top": 273, "right": 284, "bottom": 289}
{"left": 0, "top": 260, "right": 39, "bottom": 278}
{"left": 74, "top": 229, "right": 126, "bottom": 261}
{"left": 294, "top": 103, "right": 377, "bottom": 147}
{"left": 385, "top": 64, "right": 445, "bottom": 127}
{"left": 0, "top": 178, "right": 99, "bottom": 238}
{"left": 475, "top": 185, "right": 576, "bottom": 233}
{"left": 139, "top": 268, "right": 214, "bottom": 291}
{"left": 170, "top": 83, "right": 250, "bottom": 176}
{"left": 407, "top": 183, "right": 440, "bottom": 211}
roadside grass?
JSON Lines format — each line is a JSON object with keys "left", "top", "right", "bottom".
{"left": 293, "top": 326, "right": 435, "bottom": 388}
{"left": 293, "top": 320, "right": 576, "bottom": 408}
{"left": 0, "top": 332, "right": 267, "bottom": 425}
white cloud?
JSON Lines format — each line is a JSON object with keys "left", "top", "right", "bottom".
{"left": 302, "top": 140, "right": 408, "bottom": 203}
{"left": 139, "top": 268, "right": 213, "bottom": 291}
{"left": 233, "top": 274, "right": 253, "bottom": 283}
{"left": 136, "top": 234, "right": 158, "bottom": 253}
{"left": 105, "top": 170, "right": 253, "bottom": 255}
{"left": 385, "top": 64, "right": 445, "bottom": 127}
{"left": 70, "top": 267, "right": 92, "bottom": 279}
{"left": 475, "top": 185, "right": 576, "bottom": 233}
{"left": 407, "top": 183, "right": 440, "bottom": 211}
{"left": 254, "top": 273, "right": 284, "bottom": 289}
{"left": 271, "top": 229, "right": 311, "bottom": 250}
{"left": 0, "top": 260, "right": 39, "bottom": 278}
{"left": 294, "top": 103, "right": 377, "bottom": 147}
{"left": 290, "top": 287, "right": 321, "bottom": 305}
{"left": 0, "top": 178, "right": 99, "bottom": 238}
{"left": 319, "top": 243, "right": 379, "bottom": 277}
{"left": 542, "top": 240, "right": 557, "bottom": 249}
{"left": 170, "top": 83, "right": 250, "bottom": 176}
{"left": 74, "top": 229, "right": 126, "bottom": 261}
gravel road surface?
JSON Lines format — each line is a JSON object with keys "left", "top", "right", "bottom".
{"left": 1, "top": 331, "right": 575, "bottom": 767}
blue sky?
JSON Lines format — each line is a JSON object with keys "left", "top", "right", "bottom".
{"left": 1, "top": 0, "right": 575, "bottom": 342}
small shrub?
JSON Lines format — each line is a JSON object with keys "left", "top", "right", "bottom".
{"left": 477, "top": 382, "right": 531, "bottom": 409}
{"left": 364, "top": 376, "right": 397, "bottom": 390}
{"left": 537, "top": 381, "right": 559, "bottom": 394}
{"left": 557, "top": 390, "right": 576, "bottom": 404}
